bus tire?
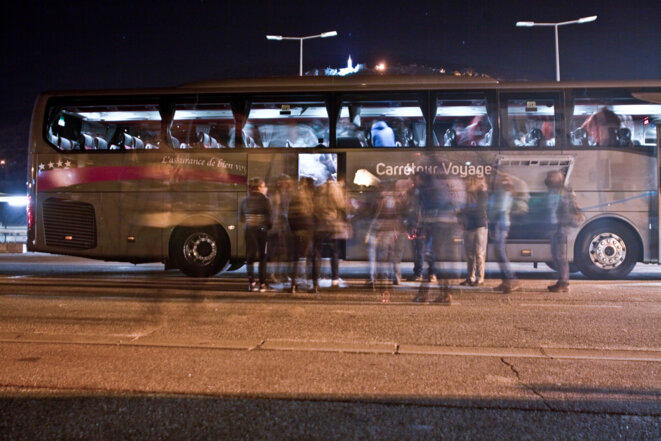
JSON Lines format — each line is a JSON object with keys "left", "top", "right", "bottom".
{"left": 575, "top": 221, "right": 639, "bottom": 280}
{"left": 171, "top": 225, "right": 229, "bottom": 277}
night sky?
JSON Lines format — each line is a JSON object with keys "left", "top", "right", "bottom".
{"left": 1, "top": 0, "right": 660, "bottom": 190}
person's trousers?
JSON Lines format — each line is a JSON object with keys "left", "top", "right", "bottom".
{"left": 312, "top": 232, "right": 340, "bottom": 284}
{"left": 464, "top": 226, "right": 487, "bottom": 283}
{"left": 245, "top": 226, "right": 268, "bottom": 284}
{"left": 492, "top": 223, "right": 514, "bottom": 280}
{"left": 551, "top": 226, "right": 569, "bottom": 285}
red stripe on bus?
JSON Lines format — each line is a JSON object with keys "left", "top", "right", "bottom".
{"left": 37, "top": 166, "right": 246, "bottom": 190}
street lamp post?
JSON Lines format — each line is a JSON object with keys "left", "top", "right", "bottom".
{"left": 266, "top": 31, "right": 338, "bottom": 76}
{"left": 516, "top": 15, "right": 597, "bottom": 81}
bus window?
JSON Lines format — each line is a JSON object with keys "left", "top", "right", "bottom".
{"left": 172, "top": 101, "right": 234, "bottom": 149}
{"left": 570, "top": 93, "right": 661, "bottom": 148}
{"left": 501, "top": 98, "right": 556, "bottom": 148}
{"left": 299, "top": 153, "right": 338, "bottom": 184}
{"left": 337, "top": 97, "right": 426, "bottom": 147}
{"left": 245, "top": 98, "right": 329, "bottom": 148}
{"left": 433, "top": 95, "right": 494, "bottom": 147}
{"left": 46, "top": 101, "right": 162, "bottom": 151}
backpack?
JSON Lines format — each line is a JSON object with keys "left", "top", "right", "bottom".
{"left": 511, "top": 191, "right": 529, "bottom": 215}
{"left": 563, "top": 189, "right": 585, "bottom": 227}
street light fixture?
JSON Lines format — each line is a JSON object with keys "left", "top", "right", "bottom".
{"left": 266, "top": 31, "right": 338, "bottom": 76}
{"left": 516, "top": 15, "right": 597, "bottom": 81}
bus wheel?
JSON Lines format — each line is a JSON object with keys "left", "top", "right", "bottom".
{"left": 171, "top": 226, "right": 228, "bottom": 277}
{"left": 575, "top": 222, "right": 638, "bottom": 280}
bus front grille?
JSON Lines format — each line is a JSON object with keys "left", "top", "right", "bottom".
{"left": 43, "top": 198, "right": 97, "bottom": 249}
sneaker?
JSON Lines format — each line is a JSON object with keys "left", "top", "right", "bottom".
{"left": 428, "top": 274, "right": 437, "bottom": 283}
{"left": 548, "top": 282, "right": 569, "bottom": 293}
{"left": 497, "top": 279, "right": 520, "bottom": 294}
{"left": 259, "top": 284, "right": 267, "bottom": 293}
{"left": 249, "top": 281, "right": 257, "bottom": 292}
{"left": 471, "top": 280, "right": 484, "bottom": 287}
{"left": 459, "top": 280, "right": 472, "bottom": 286}
{"left": 408, "top": 274, "right": 423, "bottom": 282}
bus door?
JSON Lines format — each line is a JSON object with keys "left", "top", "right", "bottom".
{"left": 495, "top": 155, "right": 575, "bottom": 261}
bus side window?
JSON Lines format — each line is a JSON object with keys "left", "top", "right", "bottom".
{"left": 434, "top": 95, "right": 494, "bottom": 147}
{"left": 337, "top": 97, "right": 425, "bottom": 147}
{"left": 245, "top": 99, "right": 329, "bottom": 148}
{"left": 571, "top": 94, "right": 661, "bottom": 148}
{"left": 502, "top": 98, "right": 556, "bottom": 148}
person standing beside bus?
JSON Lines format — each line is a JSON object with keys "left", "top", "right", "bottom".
{"left": 459, "top": 176, "right": 489, "bottom": 286}
{"left": 267, "top": 174, "right": 294, "bottom": 286}
{"left": 312, "top": 177, "right": 349, "bottom": 293}
{"left": 240, "top": 177, "right": 272, "bottom": 293}
{"left": 287, "top": 177, "right": 315, "bottom": 293}
{"left": 488, "top": 173, "right": 519, "bottom": 293}
{"left": 544, "top": 170, "right": 584, "bottom": 293}
{"left": 406, "top": 173, "right": 435, "bottom": 283}
{"left": 414, "top": 171, "right": 465, "bottom": 304}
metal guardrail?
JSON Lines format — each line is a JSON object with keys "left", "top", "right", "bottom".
{"left": 0, "top": 226, "right": 27, "bottom": 244}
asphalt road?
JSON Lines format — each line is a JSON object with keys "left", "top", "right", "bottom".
{"left": 0, "top": 253, "right": 660, "bottom": 440}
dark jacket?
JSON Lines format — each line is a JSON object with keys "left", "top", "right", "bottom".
{"left": 240, "top": 192, "right": 272, "bottom": 230}
{"left": 461, "top": 189, "right": 488, "bottom": 231}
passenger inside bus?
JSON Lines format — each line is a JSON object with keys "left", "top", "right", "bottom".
{"left": 580, "top": 107, "right": 621, "bottom": 146}
{"left": 510, "top": 120, "right": 555, "bottom": 147}
{"left": 370, "top": 120, "right": 397, "bottom": 147}
{"left": 458, "top": 115, "right": 492, "bottom": 146}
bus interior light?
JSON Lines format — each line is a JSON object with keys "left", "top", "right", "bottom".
{"left": 0, "top": 196, "right": 29, "bottom": 207}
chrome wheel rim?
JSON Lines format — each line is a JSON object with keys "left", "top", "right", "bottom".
{"left": 588, "top": 232, "right": 626, "bottom": 270}
{"left": 182, "top": 232, "right": 217, "bottom": 266}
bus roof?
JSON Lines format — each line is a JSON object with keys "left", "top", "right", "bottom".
{"left": 40, "top": 75, "right": 661, "bottom": 97}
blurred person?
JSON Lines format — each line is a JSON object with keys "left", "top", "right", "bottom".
{"left": 414, "top": 170, "right": 466, "bottom": 304}
{"left": 406, "top": 172, "right": 436, "bottom": 283}
{"left": 458, "top": 115, "right": 492, "bottom": 146}
{"left": 541, "top": 121, "right": 555, "bottom": 146}
{"left": 544, "top": 170, "right": 584, "bottom": 292}
{"left": 391, "top": 178, "right": 415, "bottom": 284}
{"left": 267, "top": 174, "right": 294, "bottom": 286}
{"left": 365, "top": 180, "right": 408, "bottom": 293}
{"left": 370, "top": 120, "right": 397, "bottom": 147}
{"left": 287, "top": 177, "right": 316, "bottom": 293}
{"left": 459, "top": 176, "right": 489, "bottom": 287}
{"left": 240, "top": 177, "right": 272, "bottom": 292}
{"left": 312, "top": 177, "right": 349, "bottom": 292}
{"left": 581, "top": 107, "right": 620, "bottom": 146}
{"left": 488, "top": 172, "right": 519, "bottom": 293}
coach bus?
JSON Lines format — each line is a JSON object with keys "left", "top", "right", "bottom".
{"left": 27, "top": 75, "right": 661, "bottom": 279}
